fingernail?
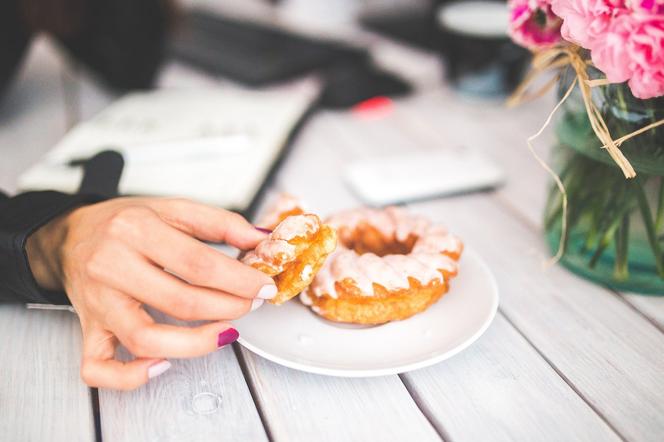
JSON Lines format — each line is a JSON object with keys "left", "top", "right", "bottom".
{"left": 217, "top": 327, "right": 239, "bottom": 348}
{"left": 255, "top": 226, "right": 272, "bottom": 234}
{"left": 251, "top": 298, "right": 264, "bottom": 311}
{"left": 257, "top": 284, "right": 278, "bottom": 299}
{"left": 148, "top": 360, "right": 172, "bottom": 379}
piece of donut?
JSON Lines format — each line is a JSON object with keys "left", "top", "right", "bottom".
{"left": 256, "top": 193, "right": 305, "bottom": 231}
{"left": 302, "top": 207, "right": 463, "bottom": 324}
{"left": 242, "top": 214, "right": 337, "bottom": 305}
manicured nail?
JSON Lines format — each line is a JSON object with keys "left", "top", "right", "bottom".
{"left": 217, "top": 327, "right": 239, "bottom": 348}
{"left": 257, "top": 284, "right": 278, "bottom": 299}
{"left": 148, "top": 360, "right": 172, "bottom": 379}
{"left": 251, "top": 298, "right": 264, "bottom": 311}
{"left": 255, "top": 226, "right": 272, "bottom": 234}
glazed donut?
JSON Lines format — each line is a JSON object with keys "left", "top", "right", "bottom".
{"left": 242, "top": 214, "right": 337, "bottom": 305}
{"left": 302, "top": 207, "right": 463, "bottom": 324}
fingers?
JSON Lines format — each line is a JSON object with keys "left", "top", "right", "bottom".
{"left": 106, "top": 301, "right": 240, "bottom": 359}
{"left": 98, "top": 249, "right": 261, "bottom": 321}
{"left": 132, "top": 213, "right": 276, "bottom": 299}
{"left": 81, "top": 357, "right": 169, "bottom": 390}
{"left": 80, "top": 327, "right": 171, "bottom": 390}
{"left": 150, "top": 198, "right": 267, "bottom": 249}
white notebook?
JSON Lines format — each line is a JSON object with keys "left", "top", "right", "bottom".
{"left": 18, "top": 83, "right": 318, "bottom": 211}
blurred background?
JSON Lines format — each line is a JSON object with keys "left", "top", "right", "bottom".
{"left": 1, "top": 0, "right": 540, "bottom": 218}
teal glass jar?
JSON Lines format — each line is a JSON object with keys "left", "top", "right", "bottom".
{"left": 545, "top": 67, "right": 664, "bottom": 294}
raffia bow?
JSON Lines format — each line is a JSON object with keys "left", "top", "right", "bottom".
{"left": 507, "top": 45, "right": 664, "bottom": 263}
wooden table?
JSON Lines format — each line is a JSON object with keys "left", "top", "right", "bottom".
{"left": 2, "top": 30, "right": 664, "bottom": 442}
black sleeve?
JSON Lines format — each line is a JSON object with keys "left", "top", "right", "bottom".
{"left": 0, "top": 190, "right": 105, "bottom": 304}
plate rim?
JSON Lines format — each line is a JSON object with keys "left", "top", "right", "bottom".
{"left": 237, "top": 247, "right": 500, "bottom": 377}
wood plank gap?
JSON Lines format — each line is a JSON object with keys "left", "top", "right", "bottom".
{"left": 398, "top": 374, "right": 449, "bottom": 442}
{"left": 91, "top": 387, "right": 102, "bottom": 442}
{"left": 497, "top": 307, "right": 629, "bottom": 442}
{"left": 232, "top": 343, "right": 274, "bottom": 442}
{"left": 608, "top": 291, "right": 664, "bottom": 334}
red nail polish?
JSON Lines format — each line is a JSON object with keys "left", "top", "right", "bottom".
{"left": 217, "top": 328, "right": 239, "bottom": 348}
{"left": 255, "top": 226, "right": 272, "bottom": 234}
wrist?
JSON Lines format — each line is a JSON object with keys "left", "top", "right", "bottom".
{"left": 25, "top": 208, "right": 75, "bottom": 291}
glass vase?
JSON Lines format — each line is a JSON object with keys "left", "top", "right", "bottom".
{"left": 545, "top": 67, "right": 664, "bottom": 294}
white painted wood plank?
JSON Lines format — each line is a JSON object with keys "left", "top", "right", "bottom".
{"left": 100, "top": 339, "right": 267, "bottom": 442}
{"left": 76, "top": 70, "right": 436, "bottom": 440}
{"left": 622, "top": 294, "right": 664, "bottom": 330}
{"left": 235, "top": 112, "right": 447, "bottom": 442}
{"left": 392, "top": 84, "right": 664, "bottom": 434}
{"left": 72, "top": 60, "right": 270, "bottom": 442}
{"left": 0, "top": 306, "right": 95, "bottom": 441}
{"left": 390, "top": 88, "right": 555, "bottom": 225}
{"left": 0, "top": 37, "right": 95, "bottom": 441}
{"left": 287, "top": 103, "right": 664, "bottom": 440}
{"left": 69, "top": 36, "right": 664, "bottom": 441}
{"left": 409, "top": 194, "right": 664, "bottom": 441}
{"left": 396, "top": 88, "right": 664, "bottom": 352}
{"left": 255, "top": 108, "right": 623, "bottom": 442}
{"left": 269, "top": 112, "right": 363, "bottom": 215}
{"left": 402, "top": 315, "right": 621, "bottom": 442}
{"left": 239, "top": 347, "right": 441, "bottom": 442}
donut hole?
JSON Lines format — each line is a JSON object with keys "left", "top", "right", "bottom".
{"left": 343, "top": 223, "right": 417, "bottom": 257}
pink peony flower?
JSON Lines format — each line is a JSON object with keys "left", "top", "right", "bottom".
{"left": 550, "top": 0, "right": 623, "bottom": 48}
{"left": 550, "top": 0, "right": 664, "bottom": 98}
{"left": 510, "top": 0, "right": 664, "bottom": 98}
{"left": 564, "top": 8, "right": 664, "bottom": 98}
{"left": 590, "top": 13, "right": 636, "bottom": 83}
{"left": 628, "top": 0, "right": 664, "bottom": 14}
{"left": 626, "top": 16, "right": 664, "bottom": 98}
{"left": 509, "top": 0, "right": 563, "bottom": 49}
{"left": 628, "top": 68, "right": 664, "bottom": 97}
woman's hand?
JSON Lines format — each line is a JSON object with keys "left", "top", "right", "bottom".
{"left": 26, "top": 197, "right": 276, "bottom": 390}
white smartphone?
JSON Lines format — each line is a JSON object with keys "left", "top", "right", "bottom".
{"left": 344, "top": 146, "right": 505, "bottom": 206}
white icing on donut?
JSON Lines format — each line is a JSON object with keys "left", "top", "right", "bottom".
{"left": 358, "top": 253, "right": 411, "bottom": 292}
{"left": 308, "top": 249, "right": 340, "bottom": 297}
{"left": 242, "top": 214, "right": 320, "bottom": 272}
{"left": 258, "top": 193, "right": 305, "bottom": 228}
{"left": 410, "top": 252, "right": 458, "bottom": 274}
{"left": 271, "top": 214, "right": 318, "bottom": 241}
{"left": 382, "top": 255, "right": 441, "bottom": 285}
{"left": 306, "top": 207, "right": 462, "bottom": 298}
{"left": 327, "top": 206, "right": 434, "bottom": 242}
{"left": 299, "top": 290, "right": 314, "bottom": 305}
{"left": 327, "top": 208, "right": 396, "bottom": 238}
{"left": 332, "top": 249, "right": 374, "bottom": 294}
{"left": 412, "top": 226, "right": 463, "bottom": 255}
{"left": 255, "top": 240, "right": 296, "bottom": 264}
{"left": 386, "top": 206, "right": 430, "bottom": 242}
{"left": 300, "top": 264, "right": 313, "bottom": 281}
{"left": 241, "top": 252, "right": 265, "bottom": 268}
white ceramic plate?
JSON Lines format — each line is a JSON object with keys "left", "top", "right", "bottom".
{"left": 233, "top": 248, "right": 499, "bottom": 377}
